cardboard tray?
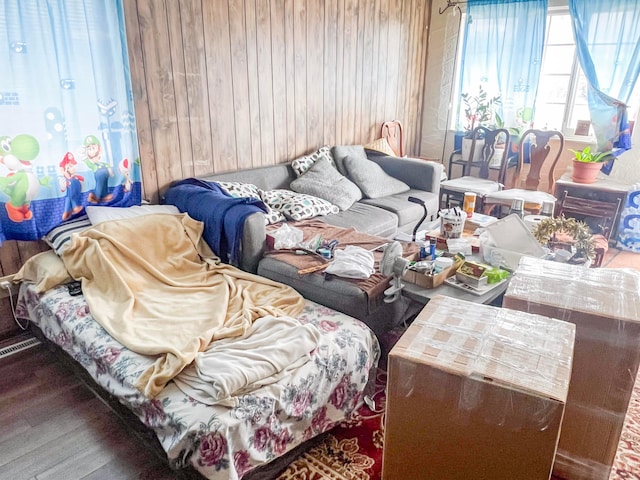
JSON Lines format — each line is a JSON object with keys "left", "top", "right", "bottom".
{"left": 403, "top": 255, "right": 463, "bottom": 289}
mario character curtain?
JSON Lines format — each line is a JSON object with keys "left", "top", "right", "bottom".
{"left": 0, "top": 0, "right": 141, "bottom": 243}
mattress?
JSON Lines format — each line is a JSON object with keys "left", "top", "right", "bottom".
{"left": 17, "top": 283, "right": 380, "bottom": 480}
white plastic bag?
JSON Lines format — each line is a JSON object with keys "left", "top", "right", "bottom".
{"left": 271, "top": 223, "right": 303, "bottom": 249}
{"left": 324, "top": 245, "right": 375, "bottom": 279}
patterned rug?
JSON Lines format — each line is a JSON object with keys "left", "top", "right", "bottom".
{"left": 276, "top": 369, "right": 387, "bottom": 480}
{"left": 275, "top": 353, "right": 640, "bottom": 480}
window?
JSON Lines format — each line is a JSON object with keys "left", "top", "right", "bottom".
{"left": 452, "top": 8, "right": 640, "bottom": 138}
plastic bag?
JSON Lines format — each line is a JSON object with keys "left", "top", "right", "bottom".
{"left": 271, "top": 223, "right": 303, "bottom": 250}
{"left": 324, "top": 245, "right": 375, "bottom": 279}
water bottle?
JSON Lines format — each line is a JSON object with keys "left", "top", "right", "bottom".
{"left": 509, "top": 198, "right": 524, "bottom": 218}
{"left": 540, "top": 200, "right": 555, "bottom": 217}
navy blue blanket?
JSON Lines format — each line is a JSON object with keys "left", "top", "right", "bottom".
{"left": 163, "top": 178, "right": 267, "bottom": 266}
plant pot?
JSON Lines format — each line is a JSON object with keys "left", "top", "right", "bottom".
{"left": 571, "top": 160, "right": 602, "bottom": 184}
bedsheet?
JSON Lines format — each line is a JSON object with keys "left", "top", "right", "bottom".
{"left": 17, "top": 284, "right": 380, "bottom": 480}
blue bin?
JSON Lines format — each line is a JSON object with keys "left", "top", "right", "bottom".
{"left": 616, "top": 188, "right": 640, "bottom": 252}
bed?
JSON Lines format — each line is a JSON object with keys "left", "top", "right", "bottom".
{"left": 15, "top": 210, "right": 380, "bottom": 480}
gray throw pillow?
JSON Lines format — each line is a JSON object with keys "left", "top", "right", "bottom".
{"left": 290, "top": 157, "right": 362, "bottom": 210}
{"left": 331, "top": 145, "right": 368, "bottom": 176}
{"left": 343, "top": 155, "right": 410, "bottom": 199}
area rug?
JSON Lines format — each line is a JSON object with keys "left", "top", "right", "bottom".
{"left": 275, "top": 332, "right": 640, "bottom": 480}
{"left": 276, "top": 369, "right": 387, "bottom": 480}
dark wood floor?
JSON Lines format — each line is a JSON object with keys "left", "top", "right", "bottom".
{"left": 0, "top": 345, "right": 180, "bottom": 480}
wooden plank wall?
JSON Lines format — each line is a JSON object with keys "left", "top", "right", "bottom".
{"left": 0, "top": 0, "right": 431, "bottom": 339}
{"left": 125, "top": 0, "right": 431, "bottom": 203}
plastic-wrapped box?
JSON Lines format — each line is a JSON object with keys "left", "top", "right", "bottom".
{"left": 503, "top": 256, "right": 640, "bottom": 480}
{"left": 382, "top": 295, "right": 575, "bottom": 480}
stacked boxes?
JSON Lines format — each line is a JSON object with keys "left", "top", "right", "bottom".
{"left": 503, "top": 257, "right": 640, "bottom": 480}
{"left": 383, "top": 295, "right": 575, "bottom": 480}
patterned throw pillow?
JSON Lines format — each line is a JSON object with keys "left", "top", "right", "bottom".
{"left": 290, "top": 146, "right": 336, "bottom": 177}
{"left": 260, "top": 189, "right": 339, "bottom": 221}
{"left": 43, "top": 215, "right": 92, "bottom": 256}
{"left": 217, "top": 181, "right": 286, "bottom": 225}
{"left": 216, "top": 181, "right": 261, "bottom": 199}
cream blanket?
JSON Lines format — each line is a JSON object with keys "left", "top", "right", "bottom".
{"left": 61, "top": 213, "right": 305, "bottom": 398}
{"left": 173, "top": 315, "right": 320, "bottom": 406}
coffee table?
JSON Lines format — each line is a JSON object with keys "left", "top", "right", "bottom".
{"left": 401, "top": 255, "right": 510, "bottom": 306}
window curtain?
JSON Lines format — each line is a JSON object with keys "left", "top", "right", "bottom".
{"left": 569, "top": 0, "right": 640, "bottom": 174}
{"left": 0, "top": 0, "right": 141, "bottom": 243}
{"left": 458, "top": 0, "right": 547, "bottom": 132}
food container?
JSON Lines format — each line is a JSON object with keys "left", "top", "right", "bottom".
{"left": 439, "top": 208, "right": 465, "bottom": 239}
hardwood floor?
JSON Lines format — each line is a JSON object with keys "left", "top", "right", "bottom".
{"left": 0, "top": 346, "right": 180, "bottom": 480}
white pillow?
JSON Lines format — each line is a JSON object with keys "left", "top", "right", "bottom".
{"left": 86, "top": 205, "right": 180, "bottom": 225}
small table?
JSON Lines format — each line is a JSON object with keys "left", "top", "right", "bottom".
{"left": 554, "top": 173, "right": 631, "bottom": 243}
{"left": 402, "top": 274, "right": 509, "bottom": 306}
{"left": 401, "top": 252, "right": 509, "bottom": 306}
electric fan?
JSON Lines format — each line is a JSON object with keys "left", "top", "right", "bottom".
{"left": 380, "top": 241, "right": 410, "bottom": 303}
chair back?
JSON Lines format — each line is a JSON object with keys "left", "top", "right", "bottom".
{"left": 464, "top": 126, "right": 511, "bottom": 185}
{"left": 517, "top": 129, "right": 564, "bottom": 193}
{"left": 381, "top": 120, "right": 404, "bottom": 157}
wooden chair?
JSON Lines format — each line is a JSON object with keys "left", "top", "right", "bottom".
{"left": 483, "top": 129, "right": 564, "bottom": 216}
{"left": 381, "top": 120, "right": 404, "bottom": 157}
{"left": 439, "top": 126, "right": 511, "bottom": 211}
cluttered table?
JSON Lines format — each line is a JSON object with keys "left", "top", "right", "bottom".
{"left": 397, "top": 210, "right": 519, "bottom": 307}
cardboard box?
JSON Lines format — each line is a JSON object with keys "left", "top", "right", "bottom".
{"left": 503, "top": 257, "right": 640, "bottom": 480}
{"left": 383, "top": 295, "right": 575, "bottom": 480}
{"left": 402, "top": 255, "right": 463, "bottom": 289}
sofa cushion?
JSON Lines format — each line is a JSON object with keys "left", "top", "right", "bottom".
{"left": 290, "top": 146, "right": 336, "bottom": 177}
{"left": 343, "top": 155, "right": 410, "bottom": 199}
{"left": 260, "top": 189, "right": 339, "bottom": 221}
{"left": 319, "top": 203, "right": 398, "bottom": 238}
{"left": 331, "top": 145, "right": 368, "bottom": 176}
{"left": 359, "top": 189, "right": 439, "bottom": 229}
{"left": 289, "top": 157, "right": 362, "bottom": 211}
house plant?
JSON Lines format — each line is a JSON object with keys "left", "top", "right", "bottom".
{"left": 569, "top": 146, "right": 612, "bottom": 184}
{"left": 532, "top": 215, "right": 596, "bottom": 263}
{"left": 458, "top": 86, "right": 502, "bottom": 162}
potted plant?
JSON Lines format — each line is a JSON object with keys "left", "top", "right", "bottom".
{"left": 569, "top": 146, "right": 612, "bottom": 184}
{"left": 458, "top": 86, "right": 501, "bottom": 162}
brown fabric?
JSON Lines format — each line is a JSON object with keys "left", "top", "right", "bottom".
{"left": 265, "top": 220, "right": 420, "bottom": 307}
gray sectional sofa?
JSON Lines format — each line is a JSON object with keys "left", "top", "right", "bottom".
{"left": 197, "top": 145, "right": 443, "bottom": 335}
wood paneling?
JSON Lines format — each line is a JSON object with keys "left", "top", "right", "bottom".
{"left": 0, "top": 0, "right": 432, "bottom": 338}
{"left": 126, "top": 0, "right": 431, "bottom": 202}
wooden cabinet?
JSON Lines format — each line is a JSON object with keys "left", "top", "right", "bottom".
{"left": 554, "top": 173, "right": 630, "bottom": 243}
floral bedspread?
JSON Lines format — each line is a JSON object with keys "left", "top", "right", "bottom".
{"left": 17, "top": 283, "right": 380, "bottom": 480}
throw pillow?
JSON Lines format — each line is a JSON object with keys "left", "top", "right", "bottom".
{"left": 86, "top": 204, "right": 180, "bottom": 225}
{"left": 260, "top": 189, "right": 339, "bottom": 221}
{"left": 216, "top": 181, "right": 261, "bottom": 199}
{"left": 290, "top": 157, "right": 362, "bottom": 211}
{"left": 344, "top": 155, "right": 411, "bottom": 199}
{"left": 43, "top": 215, "right": 92, "bottom": 256}
{"left": 330, "top": 145, "right": 368, "bottom": 176}
{"left": 217, "top": 181, "right": 286, "bottom": 225}
{"left": 290, "top": 146, "right": 336, "bottom": 177}
{"left": 364, "top": 137, "right": 396, "bottom": 156}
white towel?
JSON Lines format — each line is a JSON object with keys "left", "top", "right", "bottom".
{"left": 173, "top": 315, "right": 320, "bottom": 405}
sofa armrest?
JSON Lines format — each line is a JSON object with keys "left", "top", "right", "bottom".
{"left": 239, "top": 212, "right": 267, "bottom": 274}
{"left": 367, "top": 154, "right": 443, "bottom": 194}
